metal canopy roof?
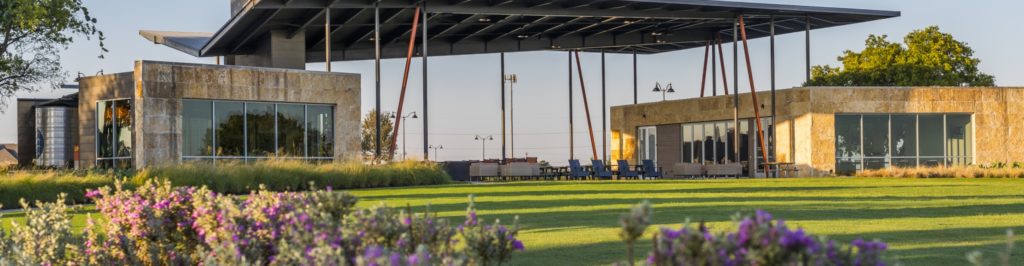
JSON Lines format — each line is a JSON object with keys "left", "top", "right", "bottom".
{"left": 191, "top": 0, "right": 899, "bottom": 62}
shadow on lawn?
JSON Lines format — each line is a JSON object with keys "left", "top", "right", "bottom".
{"left": 511, "top": 225, "right": 1024, "bottom": 266}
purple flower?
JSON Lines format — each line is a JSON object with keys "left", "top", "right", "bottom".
{"left": 403, "top": 216, "right": 413, "bottom": 226}
{"left": 85, "top": 189, "right": 101, "bottom": 198}
{"left": 512, "top": 239, "right": 525, "bottom": 251}
{"left": 662, "top": 228, "right": 682, "bottom": 240}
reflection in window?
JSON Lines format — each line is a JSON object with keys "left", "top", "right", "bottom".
{"left": 182, "top": 100, "right": 213, "bottom": 156}
{"left": 96, "top": 99, "right": 133, "bottom": 168}
{"left": 215, "top": 101, "right": 245, "bottom": 156}
{"left": 692, "top": 124, "right": 703, "bottom": 164}
{"left": 181, "top": 100, "right": 335, "bottom": 163}
{"left": 277, "top": 104, "right": 305, "bottom": 157}
{"left": 637, "top": 126, "right": 657, "bottom": 163}
{"left": 834, "top": 113, "right": 973, "bottom": 173}
{"left": 247, "top": 103, "right": 276, "bottom": 156}
{"left": 681, "top": 124, "right": 692, "bottom": 163}
{"left": 307, "top": 105, "right": 334, "bottom": 158}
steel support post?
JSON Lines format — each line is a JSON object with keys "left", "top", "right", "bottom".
{"left": 569, "top": 51, "right": 575, "bottom": 160}
{"left": 501, "top": 52, "right": 507, "bottom": 163}
{"left": 421, "top": 2, "right": 429, "bottom": 161}
{"left": 601, "top": 49, "right": 607, "bottom": 161}
{"left": 325, "top": 8, "right": 331, "bottom": 72}
{"left": 770, "top": 15, "right": 777, "bottom": 176}
{"left": 374, "top": 3, "right": 382, "bottom": 160}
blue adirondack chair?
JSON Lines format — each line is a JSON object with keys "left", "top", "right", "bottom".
{"left": 591, "top": 160, "right": 614, "bottom": 179}
{"left": 568, "top": 159, "right": 590, "bottom": 180}
{"left": 642, "top": 159, "right": 663, "bottom": 179}
{"left": 617, "top": 160, "right": 639, "bottom": 179}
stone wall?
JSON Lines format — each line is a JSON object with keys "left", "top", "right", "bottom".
{"left": 611, "top": 87, "right": 1024, "bottom": 177}
{"left": 77, "top": 73, "right": 135, "bottom": 168}
{"left": 78, "top": 61, "right": 361, "bottom": 169}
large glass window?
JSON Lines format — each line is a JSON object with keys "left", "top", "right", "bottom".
{"left": 247, "top": 103, "right": 276, "bottom": 157}
{"left": 96, "top": 99, "right": 133, "bottom": 168}
{"left": 215, "top": 101, "right": 245, "bottom": 157}
{"left": 692, "top": 124, "right": 703, "bottom": 164}
{"left": 182, "top": 100, "right": 213, "bottom": 157}
{"left": 637, "top": 126, "right": 657, "bottom": 163}
{"left": 681, "top": 124, "right": 693, "bottom": 163}
{"left": 306, "top": 105, "right": 334, "bottom": 158}
{"left": 182, "top": 100, "right": 335, "bottom": 163}
{"left": 834, "top": 113, "right": 973, "bottom": 174}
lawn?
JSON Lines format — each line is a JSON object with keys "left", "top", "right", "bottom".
{"left": 3, "top": 178, "right": 1024, "bottom": 265}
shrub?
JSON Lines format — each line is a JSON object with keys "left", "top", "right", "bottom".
{"left": 132, "top": 160, "right": 451, "bottom": 194}
{"left": 0, "top": 170, "right": 115, "bottom": 209}
{"left": 856, "top": 165, "right": 1024, "bottom": 178}
{"left": 615, "top": 202, "right": 892, "bottom": 265}
{"left": 0, "top": 179, "right": 523, "bottom": 265}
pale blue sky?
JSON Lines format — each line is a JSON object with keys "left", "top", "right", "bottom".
{"left": 2, "top": 0, "right": 1020, "bottom": 162}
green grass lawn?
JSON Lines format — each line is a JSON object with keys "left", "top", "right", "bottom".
{"left": 3, "top": 178, "right": 1023, "bottom": 265}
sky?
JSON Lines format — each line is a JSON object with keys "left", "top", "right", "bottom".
{"left": 1, "top": 0, "right": 1021, "bottom": 163}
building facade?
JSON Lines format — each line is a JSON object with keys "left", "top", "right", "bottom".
{"left": 611, "top": 87, "right": 1024, "bottom": 177}
{"left": 77, "top": 61, "right": 361, "bottom": 169}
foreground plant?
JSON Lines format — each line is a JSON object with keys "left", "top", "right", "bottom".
{"left": 0, "top": 180, "right": 524, "bottom": 265}
{"left": 614, "top": 201, "right": 893, "bottom": 266}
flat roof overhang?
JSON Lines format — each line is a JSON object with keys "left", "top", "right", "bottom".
{"left": 184, "top": 0, "right": 898, "bottom": 62}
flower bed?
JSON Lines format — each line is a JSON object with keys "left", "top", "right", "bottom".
{"left": 0, "top": 180, "right": 521, "bottom": 265}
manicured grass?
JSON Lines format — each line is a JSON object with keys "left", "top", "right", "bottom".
{"left": 3, "top": 178, "right": 1023, "bottom": 265}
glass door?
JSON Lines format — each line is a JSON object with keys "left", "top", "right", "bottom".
{"left": 637, "top": 126, "right": 657, "bottom": 164}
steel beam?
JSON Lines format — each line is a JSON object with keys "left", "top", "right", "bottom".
{"left": 732, "top": 17, "right": 739, "bottom": 165}
{"left": 501, "top": 52, "right": 507, "bottom": 162}
{"left": 632, "top": 48, "right": 637, "bottom": 104}
{"left": 770, "top": 15, "right": 777, "bottom": 174}
{"left": 422, "top": 2, "right": 430, "bottom": 161}
{"left": 806, "top": 16, "right": 811, "bottom": 83}
{"left": 739, "top": 16, "right": 770, "bottom": 172}
{"left": 574, "top": 50, "right": 599, "bottom": 160}
{"left": 569, "top": 51, "right": 575, "bottom": 160}
{"left": 700, "top": 41, "right": 709, "bottom": 98}
{"left": 387, "top": 5, "right": 421, "bottom": 161}
{"left": 374, "top": 3, "right": 382, "bottom": 160}
{"left": 601, "top": 49, "right": 607, "bottom": 162}
{"left": 325, "top": 8, "right": 331, "bottom": 72}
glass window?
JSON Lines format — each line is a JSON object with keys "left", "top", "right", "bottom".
{"left": 726, "top": 122, "right": 736, "bottom": 163}
{"left": 891, "top": 115, "right": 917, "bottom": 168}
{"left": 862, "top": 115, "right": 889, "bottom": 169}
{"left": 97, "top": 101, "right": 114, "bottom": 159}
{"left": 946, "top": 114, "right": 972, "bottom": 166}
{"left": 715, "top": 122, "right": 727, "bottom": 164}
{"left": 306, "top": 105, "right": 334, "bottom": 158}
{"left": 247, "top": 103, "right": 276, "bottom": 157}
{"left": 277, "top": 104, "right": 305, "bottom": 157}
{"left": 115, "top": 100, "right": 133, "bottom": 158}
{"left": 919, "top": 114, "right": 944, "bottom": 161}
{"left": 182, "top": 100, "right": 213, "bottom": 156}
{"left": 739, "top": 120, "right": 749, "bottom": 163}
{"left": 835, "top": 115, "right": 862, "bottom": 159}
{"left": 703, "top": 123, "right": 715, "bottom": 163}
{"left": 681, "top": 124, "right": 692, "bottom": 163}
{"left": 215, "top": 101, "right": 245, "bottom": 156}
{"left": 692, "top": 124, "right": 703, "bottom": 164}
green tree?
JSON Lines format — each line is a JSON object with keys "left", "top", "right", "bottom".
{"left": 0, "top": 0, "right": 105, "bottom": 107}
{"left": 806, "top": 26, "right": 994, "bottom": 87}
{"left": 361, "top": 109, "right": 395, "bottom": 160}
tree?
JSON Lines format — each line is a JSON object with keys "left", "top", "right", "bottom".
{"left": 360, "top": 109, "right": 395, "bottom": 160}
{"left": 806, "top": 26, "right": 994, "bottom": 87}
{"left": 0, "top": 0, "right": 106, "bottom": 108}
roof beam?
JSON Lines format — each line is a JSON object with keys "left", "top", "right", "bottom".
{"left": 231, "top": 8, "right": 287, "bottom": 53}
{"left": 310, "top": 8, "right": 367, "bottom": 49}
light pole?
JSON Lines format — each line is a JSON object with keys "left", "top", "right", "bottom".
{"left": 652, "top": 82, "right": 676, "bottom": 101}
{"left": 428, "top": 145, "right": 443, "bottom": 162}
{"left": 505, "top": 74, "right": 518, "bottom": 159}
{"left": 474, "top": 135, "right": 494, "bottom": 161}
{"left": 390, "top": 112, "right": 418, "bottom": 160}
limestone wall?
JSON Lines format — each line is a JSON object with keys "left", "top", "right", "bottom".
{"left": 611, "top": 87, "right": 1024, "bottom": 177}
{"left": 77, "top": 61, "right": 361, "bottom": 169}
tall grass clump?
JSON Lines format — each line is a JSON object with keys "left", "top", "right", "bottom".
{"left": 0, "top": 171, "right": 114, "bottom": 209}
{"left": 857, "top": 165, "right": 1024, "bottom": 178}
{"left": 131, "top": 160, "right": 450, "bottom": 195}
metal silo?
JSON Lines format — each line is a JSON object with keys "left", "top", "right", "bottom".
{"left": 34, "top": 105, "right": 77, "bottom": 168}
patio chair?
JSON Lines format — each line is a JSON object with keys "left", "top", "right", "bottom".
{"left": 568, "top": 159, "right": 590, "bottom": 180}
{"left": 641, "top": 159, "right": 663, "bottom": 179}
{"left": 591, "top": 160, "right": 614, "bottom": 180}
{"left": 616, "top": 160, "right": 640, "bottom": 179}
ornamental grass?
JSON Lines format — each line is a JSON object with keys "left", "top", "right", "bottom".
{"left": 856, "top": 165, "right": 1024, "bottom": 178}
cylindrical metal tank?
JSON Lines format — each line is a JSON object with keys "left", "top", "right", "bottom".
{"left": 35, "top": 106, "right": 76, "bottom": 168}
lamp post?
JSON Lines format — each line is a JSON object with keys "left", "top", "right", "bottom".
{"left": 390, "top": 112, "right": 418, "bottom": 160}
{"left": 652, "top": 82, "right": 675, "bottom": 101}
{"left": 505, "top": 74, "right": 518, "bottom": 159}
{"left": 428, "top": 145, "right": 443, "bottom": 162}
{"left": 474, "top": 135, "right": 494, "bottom": 161}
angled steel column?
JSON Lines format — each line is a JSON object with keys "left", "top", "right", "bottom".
{"left": 740, "top": 16, "right": 770, "bottom": 172}
{"left": 806, "top": 16, "right": 811, "bottom": 83}
{"left": 770, "top": 15, "right": 777, "bottom": 175}
{"left": 387, "top": 5, "right": 421, "bottom": 161}
{"left": 421, "top": 2, "right": 429, "bottom": 161}
{"left": 601, "top": 49, "right": 607, "bottom": 161}
{"left": 569, "top": 51, "right": 575, "bottom": 160}
{"left": 716, "top": 35, "right": 729, "bottom": 96}
{"left": 574, "top": 50, "right": 599, "bottom": 160}
{"left": 732, "top": 17, "right": 740, "bottom": 164}
{"left": 501, "top": 52, "right": 507, "bottom": 162}
{"left": 374, "top": 3, "right": 382, "bottom": 159}
{"left": 325, "top": 8, "right": 331, "bottom": 72}
{"left": 700, "top": 41, "right": 709, "bottom": 98}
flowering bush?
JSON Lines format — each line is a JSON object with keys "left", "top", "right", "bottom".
{"left": 613, "top": 201, "right": 893, "bottom": 266}
{"left": 0, "top": 180, "right": 524, "bottom": 265}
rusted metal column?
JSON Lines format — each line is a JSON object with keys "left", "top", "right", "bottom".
{"left": 716, "top": 34, "right": 729, "bottom": 96}
{"left": 574, "top": 50, "right": 599, "bottom": 160}
{"left": 387, "top": 5, "right": 422, "bottom": 161}
{"left": 740, "top": 16, "right": 770, "bottom": 171}
{"left": 700, "top": 41, "right": 710, "bottom": 98}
